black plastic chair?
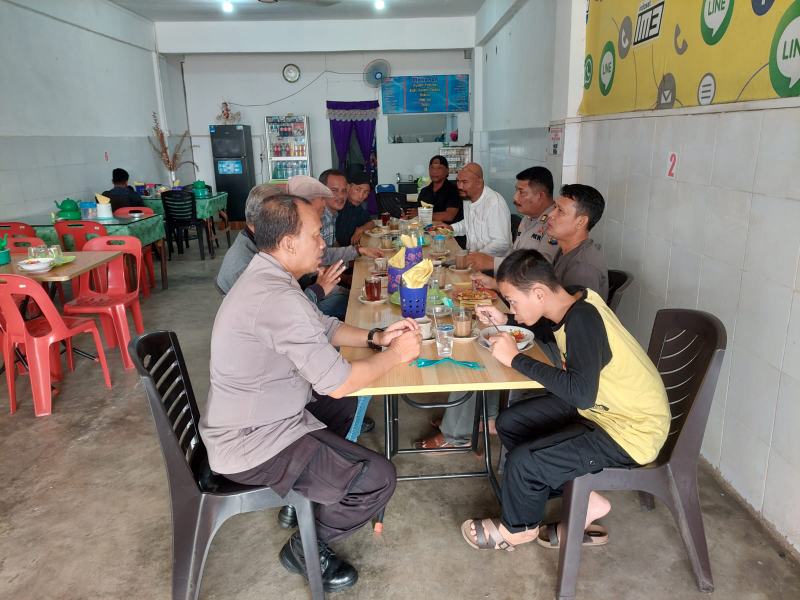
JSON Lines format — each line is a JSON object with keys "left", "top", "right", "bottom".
{"left": 606, "top": 269, "right": 633, "bottom": 313}
{"left": 510, "top": 213, "right": 523, "bottom": 243}
{"left": 161, "top": 191, "right": 214, "bottom": 260}
{"left": 555, "top": 309, "right": 727, "bottom": 599}
{"left": 376, "top": 192, "right": 409, "bottom": 218}
{"left": 129, "top": 331, "right": 325, "bottom": 600}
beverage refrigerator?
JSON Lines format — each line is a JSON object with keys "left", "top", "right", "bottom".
{"left": 209, "top": 124, "right": 256, "bottom": 221}
{"left": 265, "top": 115, "right": 312, "bottom": 182}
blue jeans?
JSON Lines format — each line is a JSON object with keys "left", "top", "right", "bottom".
{"left": 317, "top": 286, "right": 349, "bottom": 320}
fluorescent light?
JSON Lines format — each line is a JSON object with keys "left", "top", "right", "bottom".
{"left": 222, "top": 1, "right": 234, "bottom": 13}
{"left": 375, "top": 0, "right": 385, "bottom": 9}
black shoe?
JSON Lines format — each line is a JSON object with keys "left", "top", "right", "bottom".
{"left": 278, "top": 505, "right": 298, "bottom": 529}
{"left": 279, "top": 532, "right": 358, "bottom": 592}
{"left": 360, "top": 416, "right": 375, "bottom": 435}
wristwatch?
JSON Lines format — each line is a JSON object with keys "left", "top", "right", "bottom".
{"left": 367, "top": 327, "right": 385, "bottom": 350}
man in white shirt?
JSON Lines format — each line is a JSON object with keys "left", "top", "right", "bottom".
{"left": 446, "top": 163, "right": 511, "bottom": 256}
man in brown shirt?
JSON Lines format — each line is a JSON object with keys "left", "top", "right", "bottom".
{"left": 200, "top": 193, "right": 421, "bottom": 592}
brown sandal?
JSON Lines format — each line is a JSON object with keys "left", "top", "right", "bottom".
{"left": 461, "top": 518, "right": 517, "bottom": 551}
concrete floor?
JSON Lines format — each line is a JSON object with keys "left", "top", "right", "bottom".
{"left": 1, "top": 244, "right": 798, "bottom": 600}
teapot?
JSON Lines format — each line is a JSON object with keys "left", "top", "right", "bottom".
{"left": 54, "top": 198, "right": 81, "bottom": 220}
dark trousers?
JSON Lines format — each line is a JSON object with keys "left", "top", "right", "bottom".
{"left": 496, "top": 393, "right": 635, "bottom": 533}
{"left": 228, "top": 396, "right": 396, "bottom": 544}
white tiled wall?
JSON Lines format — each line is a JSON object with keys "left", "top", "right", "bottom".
{"left": 576, "top": 107, "right": 800, "bottom": 551}
{"left": 0, "top": 136, "right": 167, "bottom": 218}
{"left": 477, "top": 127, "right": 551, "bottom": 206}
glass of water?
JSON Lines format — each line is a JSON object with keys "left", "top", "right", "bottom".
{"left": 435, "top": 324, "right": 455, "bottom": 358}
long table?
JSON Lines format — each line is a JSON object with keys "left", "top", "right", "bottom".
{"left": 341, "top": 232, "right": 548, "bottom": 520}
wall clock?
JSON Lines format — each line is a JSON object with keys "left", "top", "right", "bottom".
{"left": 282, "top": 63, "right": 301, "bottom": 83}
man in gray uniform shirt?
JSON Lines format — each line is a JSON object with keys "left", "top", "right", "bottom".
{"left": 546, "top": 183, "right": 608, "bottom": 301}
{"left": 466, "top": 166, "right": 560, "bottom": 273}
{"left": 201, "top": 193, "right": 421, "bottom": 592}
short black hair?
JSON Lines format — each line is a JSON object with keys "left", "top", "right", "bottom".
{"left": 112, "top": 168, "right": 129, "bottom": 183}
{"left": 496, "top": 249, "right": 560, "bottom": 292}
{"left": 252, "top": 194, "right": 308, "bottom": 252}
{"left": 319, "top": 169, "right": 346, "bottom": 186}
{"left": 348, "top": 172, "right": 371, "bottom": 186}
{"left": 429, "top": 155, "right": 449, "bottom": 168}
{"left": 516, "top": 166, "right": 553, "bottom": 197}
{"left": 559, "top": 184, "right": 605, "bottom": 231}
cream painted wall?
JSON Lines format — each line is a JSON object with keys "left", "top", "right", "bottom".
{"left": 181, "top": 51, "right": 473, "bottom": 187}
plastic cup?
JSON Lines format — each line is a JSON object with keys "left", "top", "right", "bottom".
{"left": 435, "top": 324, "right": 455, "bottom": 357}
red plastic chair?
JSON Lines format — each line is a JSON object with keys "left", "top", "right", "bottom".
{"left": 0, "top": 274, "right": 111, "bottom": 416}
{"left": 54, "top": 221, "right": 107, "bottom": 251}
{"left": 113, "top": 207, "right": 157, "bottom": 297}
{"left": 5, "top": 237, "right": 66, "bottom": 304}
{"left": 7, "top": 236, "right": 46, "bottom": 253}
{"left": 63, "top": 236, "right": 144, "bottom": 370}
{"left": 0, "top": 222, "right": 37, "bottom": 238}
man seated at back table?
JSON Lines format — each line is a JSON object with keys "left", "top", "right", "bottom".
{"left": 460, "top": 249, "right": 669, "bottom": 554}
{"left": 201, "top": 193, "right": 422, "bottom": 592}
{"left": 335, "top": 172, "right": 374, "bottom": 247}
{"left": 102, "top": 167, "right": 145, "bottom": 212}
{"left": 418, "top": 154, "right": 463, "bottom": 225}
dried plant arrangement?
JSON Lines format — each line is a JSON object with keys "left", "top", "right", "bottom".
{"left": 148, "top": 112, "right": 197, "bottom": 182}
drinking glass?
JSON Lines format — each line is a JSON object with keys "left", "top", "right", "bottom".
{"left": 435, "top": 324, "right": 455, "bottom": 357}
{"left": 431, "top": 235, "right": 446, "bottom": 254}
{"left": 364, "top": 276, "right": 382, "bottom": 301}
{"left": 48, "top": 245, "right": 63, "bottom": 260}
{"left": 381, "top": 212, "right": 391, "bottom": 226}
{"left": 455, "top": 249, "right": 468, "bottom": 270}
{"left": 29, "top": 246, "right": 49, "bottom": 260}
{"left": 453, "top": 308, "right": 474, "bottom": 338}
{"left": 381, "top": 235, "right": 394, "bottom": 250}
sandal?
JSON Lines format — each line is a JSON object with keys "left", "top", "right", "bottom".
{"left": 536, "top": 522, "right": 609, "bottom": 549}
{"left": 461, "top": 518, "right": 517, "bottom": 551}
{"left": 413, "top": 432, "right": 470, "bottom": 449}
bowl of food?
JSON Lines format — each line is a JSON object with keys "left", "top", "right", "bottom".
{"left": 17, "top": 257, "right": 54, "bottom": 273}
{"left": 478, "top": 325, "right": 534, "bottom": 350}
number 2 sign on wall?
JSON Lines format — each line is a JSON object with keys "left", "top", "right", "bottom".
{"left": 666, "top": 151, "right": 678, "bottom": 178}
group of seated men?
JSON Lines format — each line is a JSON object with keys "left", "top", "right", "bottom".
{"left": 203, "top": 160, "right": 669, "bottom": 592}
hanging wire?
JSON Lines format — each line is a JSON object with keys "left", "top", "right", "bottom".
{"left": 226, "top": 70, "right": 367, "bottom": 108}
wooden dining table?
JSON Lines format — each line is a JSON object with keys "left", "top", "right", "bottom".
{"left": 1, "top": 251, "right": 122, "bottom": 363}
{"left": 342, "top": 228, "right": 549, "bottom": 517}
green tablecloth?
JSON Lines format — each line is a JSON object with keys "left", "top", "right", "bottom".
{"left": 143, "top": 192, "right": 228, "bottom": 220}
{"left": 32, "top": 214, "right": 166, "bottom": 250}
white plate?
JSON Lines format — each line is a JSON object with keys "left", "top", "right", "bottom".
{"left": 478, "top": 325, "right": 535, "bottom": 350}
{"left": 426, "top": 305, "right": 452, "bottom": 318}
{"left": 358, "top": 294, "right": 389, "bottom": 305}
{"left": 17, "top": 258, "right": 54, "bottom": 273}
{"left": 366, "top": 228, "right": 388, "bottom": 237}
{"left": 429, "top": 249, "right": 450, "bottom": 257}
{"left": 448, "top": 265, "right": 470, "bottom": 273}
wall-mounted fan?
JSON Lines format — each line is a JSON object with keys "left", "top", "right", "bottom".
{"left": 363, "top": 59, "right": 391, "bottom": 88}
{"left": 257, "top": 0, "right": 341, "bottom": 6}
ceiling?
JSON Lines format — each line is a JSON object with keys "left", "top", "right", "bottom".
{"left": 111, "top": 0, "right": 485, "bottom": 22}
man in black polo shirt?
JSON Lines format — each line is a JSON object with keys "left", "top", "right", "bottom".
{"left": 335, "top": 172, "right": 373, "bottom": 246}
{"left": 418, "top": 155, "right": 462, "bottom": 224}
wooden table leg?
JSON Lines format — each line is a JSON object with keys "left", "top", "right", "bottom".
{"left": 157, "top": 239, "right": 168, "bottom": 289}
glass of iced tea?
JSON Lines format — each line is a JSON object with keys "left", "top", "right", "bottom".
{"left": 364, "top": 276, "right": 382, "bottom": 301}
{"left": 453, "top": 307, "right": 473, "bottom": 337}
{"left": 381, "top": 212, "right": 391, "bottom": 226}
{"left": 455, "top": 249, "right": 468, "bottom": 270}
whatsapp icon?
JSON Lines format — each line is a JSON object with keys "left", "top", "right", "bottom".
{"left": 701, "top": 0, "right": 735, "bottom": 45}
{"left": 770, "top": 1, "right": 800, "bottom": 97}
{"left": 584, "top": 55, "right": 593, "bottom": 89}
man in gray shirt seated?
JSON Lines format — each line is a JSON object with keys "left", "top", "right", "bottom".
{"left": 545, "top": 184, "right": 608, "bottom": 301}
{"left": 216, "top": 182, "right": 351, "bottom": 320}
{"left": 201, "top": 193, "right": 421, "bottom": 592}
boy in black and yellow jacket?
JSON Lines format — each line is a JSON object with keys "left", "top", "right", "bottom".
{"left": 461, "top": 249, "right": 669, "bottom": 552}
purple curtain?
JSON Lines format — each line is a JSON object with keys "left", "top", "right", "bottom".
{"left": 329, "top": 119, "right": 354, "bottom": 171}
{"left": 326, "top": 99, "right": 379, "bottom": 173}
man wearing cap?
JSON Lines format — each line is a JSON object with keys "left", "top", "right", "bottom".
{"left": 216, "top": 183, "right": 350, "bottom": 320}
{"left": 445, "top": 163, "right": 511, "bottom": 257}
{"left": 335, "top": 172, "right": 374, "bottom": 246}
